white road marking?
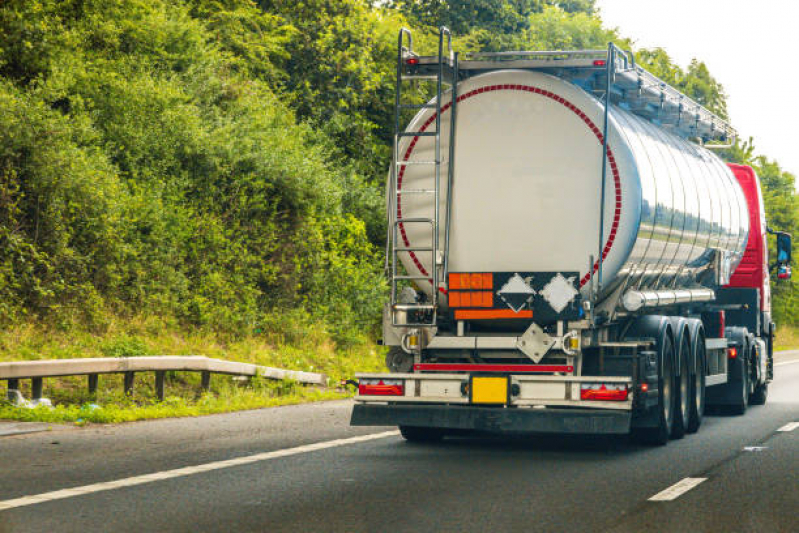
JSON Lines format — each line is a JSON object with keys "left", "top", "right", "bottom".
{"left": 0, "top": 430, "right": 399, "bottom": 511}
{"left": 774, "top": 359, "right": 799, "bottom": 367}
{"left": 743, "top": 446, "right": 768, "bottom": 452}
{"left": 648, "top": 477, "right": 707, "bottom": 501}
{"left": 777, "top": 422, "right": 799, "bottom": 432}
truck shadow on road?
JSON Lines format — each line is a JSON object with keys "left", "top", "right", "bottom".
{"left": 406, "top": 432, "right": 648, "bottom": 455}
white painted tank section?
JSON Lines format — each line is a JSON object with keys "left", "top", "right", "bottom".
{"left": 393, "top": 70, "right": 747, "bottom": 304}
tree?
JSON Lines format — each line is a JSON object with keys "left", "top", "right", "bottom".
{"left": 636, "top": 49, "right": 728, "bottom": 119}
{"left": 390, "top": 0, "right": 596, "bottom": 34}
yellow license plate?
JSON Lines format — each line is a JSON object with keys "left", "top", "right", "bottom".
{"left": 471, "top": 377, "right": 508, "bottom": 404}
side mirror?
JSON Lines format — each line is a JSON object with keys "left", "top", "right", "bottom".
{"left": 776, "top": 232, "right": 792, "bottom": 263}
{"left": 773, "top": 231, "right": 792, "bottom": 280}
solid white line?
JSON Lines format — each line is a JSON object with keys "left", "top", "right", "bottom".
{"left": 648, "top": 477, "right": 707, "bottom": 501}
{"left": 774, "top": 359, "right": 799, "bottom": 367}
{"left": 0, "top": 430, "right": 399, "bottom": 512}
{"left": 777, "top": 422, "right": 799, "bottom": 432}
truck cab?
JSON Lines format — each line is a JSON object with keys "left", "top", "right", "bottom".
{"left": 727, "top": 164, "right": 771, "bottom": 323}
{"left": 721, "top": 163, "right": 791, "bottom": 384}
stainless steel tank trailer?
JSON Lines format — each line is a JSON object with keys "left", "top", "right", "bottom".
{"left": 351, "top": 27, "right": 793, "bottom": 445}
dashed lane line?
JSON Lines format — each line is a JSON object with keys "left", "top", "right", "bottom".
{"left": 0, "top": 430, "right": 400, "bottom": 512}
{"left": 777, "top": 422, "right": 799, "bottom": 432}
{"left": 648, "top": 478, "right": 707, "bottom": 502}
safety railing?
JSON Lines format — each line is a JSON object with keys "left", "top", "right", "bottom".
{"left": 1, "top": 356, "right": 326, "bottom": 402}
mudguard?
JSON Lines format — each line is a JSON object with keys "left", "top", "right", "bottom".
{"left": 624, "top": 316, "right": 674, "bottom": 429}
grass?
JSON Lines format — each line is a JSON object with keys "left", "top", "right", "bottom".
{"left": 0, "top": 383, "right": 345, "bottom": 425}
{"left": 775, "top": 325, "right": 799, "bottom": 351}
{"left": 0, "top": 313, "right": 384, "bottom": 424}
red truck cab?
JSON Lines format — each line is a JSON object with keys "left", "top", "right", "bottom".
{"left": 727, "top": 164, "right": 771, "bottom": 313}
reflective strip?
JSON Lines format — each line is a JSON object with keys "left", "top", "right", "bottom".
{"left": 414, "top": 363, "right": 573, "bottom": 373}
{"left": 454, "top": 309, "right": 532, "bottom": 320}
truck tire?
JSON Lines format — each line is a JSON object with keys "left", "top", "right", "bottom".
{"left": 748, "top": 341, "right": 757, "bottom": 399}
{"left": 671, "top": 333, "right": 691, "bottom": 439}
{"left": 687, "top": 331, "right": 706, "bottom": 434}
{"left": 750, "top": 342, "right": 768, "bottom": 405}
{"left": 399, "top": 425, "right": 445, "bottom": 443}
{"left": 634, "top": 333, "right": 675, "bottom": 446}
{"left": 750, "top": 382, "right": 768, "bottom": 405}
{"left": 729, "top": 356, "right": 749, "bottom": 415}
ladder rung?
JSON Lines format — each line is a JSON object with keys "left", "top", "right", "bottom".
{"left": 394, "top": 275, "right": 432, "bottom": 281}
{"left": 397, "top": 189, "right": 435, "bottom": 194}
{"left": 398, "top": 132, "right": 437, "bottom": 138}
{"left": 394, "top": 218, "right": 434, "bottom": 224}
{"left": 401, "top": 76, "right": 455, "bottom": 85}
{"left": 394, "top": 304, "right": 436, "bottom": 311}
{"left": 401, "top": 75, "right": 439, "bottom": 81}
{"left": 395, "top": 247, "right": 434, "bottom": 252}
{"left": 395, "top": 160, "right": 440, "bottom": 166}
{"left": 399, "top": 104, "right": 437, "bottom": 109}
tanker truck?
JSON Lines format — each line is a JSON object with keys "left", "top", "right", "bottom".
{"left": 350, "top": 28, "right": 793, "bottom": 444}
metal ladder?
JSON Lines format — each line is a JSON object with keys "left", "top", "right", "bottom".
{"left": 387, "top": 27, "right": 458, "bottom": 327}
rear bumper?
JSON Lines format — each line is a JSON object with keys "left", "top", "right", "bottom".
{"left": 351, "top": 403, "right": 631, "bottom": 435}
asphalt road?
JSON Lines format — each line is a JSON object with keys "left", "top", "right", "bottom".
{"left": 1, "top": 353, "right": 797, "bottom": 533}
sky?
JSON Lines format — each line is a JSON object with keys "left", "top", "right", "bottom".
{"left": 595, "top": 0, "right": 799, "bottom": 184}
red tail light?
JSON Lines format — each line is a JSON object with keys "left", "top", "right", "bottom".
{"left": 405, "top": 57, "right": 419, "bottom": 65}
{"left": 358, "top": 378, "right": 404, "bottom": 396}
{"left": 580, "top": 383, "right": 628, "bottom": 401}
{"left": 728, "top": 347, "right": 737, "bottom": 359}
{"left": 593, "top": 59, "right": 607, "bottom": 67}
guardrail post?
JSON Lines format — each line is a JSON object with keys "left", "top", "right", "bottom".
{"left": 88, "top": 374, "right": 98, "bottom": 395}
{"left": 32, "top": 378, "right": 43, "bottom": 400}
{"left": 124, "top": 371, "right": 135, "bottom": 395}
{"left": 6, "top": 378, "right": 19, "bottom": 401}
{"left": 155, "top": 371, "right": 165, "bottom": 401}
{"left": 201, "top": 371, "right": 211, "bottom": 393}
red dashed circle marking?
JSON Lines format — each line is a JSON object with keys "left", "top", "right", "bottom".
{"left": 397, "top": 84, "right": 622, "bottom": 288}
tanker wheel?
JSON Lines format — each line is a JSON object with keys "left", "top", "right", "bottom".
{"left": 687, "top": 333, "right": 706, "bottom": 434}
{"left": 748, "top": 344, "right": 757, "bottom": 399}
{"left": 750, "top": 381, "right": 768, "bottom": 405}
{"left": 634, "top": 333, "right": 675, "bottom": 446}
{"left": 750, "top": 344, "right": 769, "bottom": 405}
{"left": 671, "top": 333, "right": 691, "bottom": 439}
{"left": 729, "top": 352, "right": 749, "bottom": 415}
{"left": 399, "top": 425, "right": 445, "bottom": 443}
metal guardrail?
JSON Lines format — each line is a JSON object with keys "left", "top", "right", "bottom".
{"left": 1, "top": 356, "right": 327, "bottom": 401}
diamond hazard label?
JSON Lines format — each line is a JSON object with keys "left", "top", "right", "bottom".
{"left": 496, "top": 273, "right": 536, "bottom": 313}
{"left": 540, "top": 273, "right": 578, "bottom": 313}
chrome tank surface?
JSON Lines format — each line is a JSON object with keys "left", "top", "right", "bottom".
{"left": 393, "top": 70, "right": 748, "bottom": 304}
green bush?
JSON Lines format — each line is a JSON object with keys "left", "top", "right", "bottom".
{"left": 0, "top": 0, "right": 386, "bottom": 341}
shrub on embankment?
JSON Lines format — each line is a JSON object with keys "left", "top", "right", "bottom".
{"left": 0, "top": 0, "right": 385, "bottom": 343}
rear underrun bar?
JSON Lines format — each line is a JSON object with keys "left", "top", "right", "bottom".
{"left": 413, "top": 363, "right": 574, "bottom": 373}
